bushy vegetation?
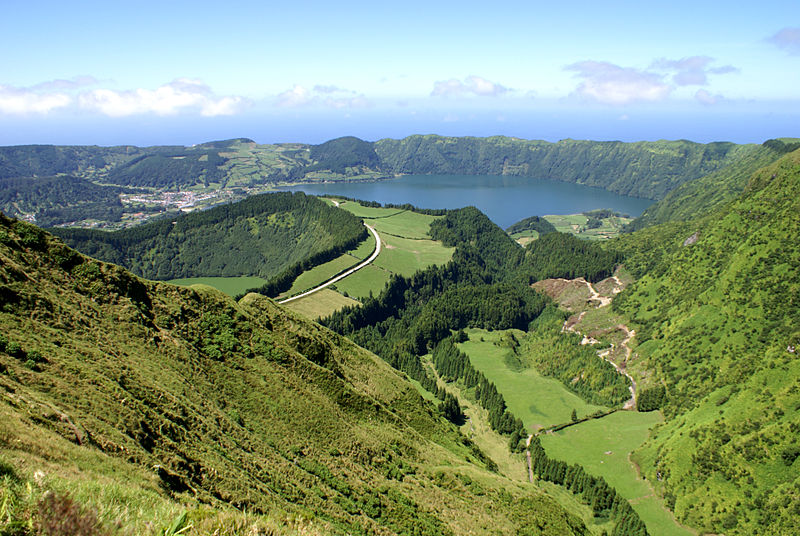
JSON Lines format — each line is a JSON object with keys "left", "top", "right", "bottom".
{"left": 524, "top": 232, "right": 622, "bottom": 283}
{"left": 0, "top": 214, "right": 589, "bottom": 535}
{"left": 611, "top": 148, "right": 800, "bottom": 535}
{"left": 306, "top": 136, "right": 381, "bottom": 174}
{"left": 0, "top": 144, "right": 140, "bottom": 179}
{"left": 626, "top": 142, "right": 785, "bottom": 231}
{"left": 53, "top": 191, "right": 366, "bottom": 281}
{"left": 105, "top": 150, "right": 227, "bottom": 189}
{"left": 521, "top": 307, "right": 631, "bottom": 407}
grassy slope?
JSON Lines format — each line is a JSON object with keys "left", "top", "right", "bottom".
{"left": 166, "top": 275, "right": 269, "bottom": 296}
{"left": 0, "top": 216, "right": 587, "bottom": 536}
{"left": 611, "top": 149, "right": 800, "bottom": 535}
{"left": 282, "top": 288, "right": 361, "bottom": 320}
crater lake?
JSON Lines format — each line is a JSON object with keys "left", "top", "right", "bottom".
{"left": 279, "top": 174, "right": 654, "bottom": 228}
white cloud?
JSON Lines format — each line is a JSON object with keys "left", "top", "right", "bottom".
{"left": 0, "top": 77, "right": 96, "bottom": 114}
{"left": 0, "top": 85, "right": 72, "bottom": 114}
{"left": 79, "top": 79, "right": 248, "bottom": 117}
{"left": 276, "top": 84, "right": 314, "bottom": 107}
{"left": 695, "top": 89, "right": 723, "bottom": 106}
{"left": 650, "top": 56, "right": 738, "bottom": 86}
{"left": 275, "top": 84, "right": 370, "bottom": 109}
{"left": 431, "top": 75, "right": 508, "bottom": 97}
{"left": 768, "top": 27, "right": 800, "bottom": 55}
{"left": 565, "top": 61, "right": 671, "bottom": 105}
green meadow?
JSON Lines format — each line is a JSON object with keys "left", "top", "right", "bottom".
{"left": 456, "top": 327, "right": 689, "bottom": 536}
{"left": 282, "top": 288, "right": 360, "bottom": 319}
{"left": 542, "top": 213, "right": 632, "bottom": 240}
{"left": 333, "top": 264, "right": 392, "bottom": 299}
{"left": 458, "top": 329, "right": 606, "bottom": 431}
{"left": 278, "top": 231, "right": 377, "bottom": 299}
{"left": 540, "top": 412, "right": 692, "bottom": 536}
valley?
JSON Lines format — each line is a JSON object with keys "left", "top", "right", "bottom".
{"left": 0, "top": 137, "right": 798, "bottom": 536}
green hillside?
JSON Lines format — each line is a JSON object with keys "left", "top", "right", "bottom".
{"left": 626, "top": 141, "right": 786, "bottom": 230}
{"left": 611, "top": 149, "right": 800, "bottom": 535}
{"left": 52, "top": 191, "right": 367, "bottom": 280}
{"left": 0, "top": 214, "right": 588, "bottom": 535}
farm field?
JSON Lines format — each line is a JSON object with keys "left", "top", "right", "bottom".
{"left": 508, "top": 229, "right": 539, "bottom": 246}
{"left": 281, "top": 288, "right": 360, "bottom": 319}
{"left": 543, "top": 213, "right": 632, "bottom": 240}
{"left": 277, "top": 231, "right": 377, "bottom": 299}
{"left": 287, "top": 199, "right": 454, "bottom": 301}
{"left": 540, "top": 411, "right": 692, "bottom": 536}
{"left": 332, "top": 264, "right": 391, "bottom": 299}
{"left": 458, "top": 328, "right": 606, "bottom": 431}
{"left": 372, "top": 233, "right": 454, "bottom": 277}
{"left": 166, "top": 275, "right": 269, "bottom": 296}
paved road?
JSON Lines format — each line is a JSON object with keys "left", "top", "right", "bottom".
{"left": 278, "top": 223, "right": 381, "bottom": 304}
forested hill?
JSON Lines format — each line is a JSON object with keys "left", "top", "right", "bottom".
{"left": 52, "top": 192, "right": 366, "bottom": 280}
{"left": 0, "top": 215, "right": 588, "bottom": 535}
{"left": 374, "top": 135, "right": 757, "bottom": 199}
{"left": 610, "top": 148, "right": 800, "bottom": 535}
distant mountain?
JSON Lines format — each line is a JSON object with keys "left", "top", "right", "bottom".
{"left": 0, "top": 136, "right": 772, "bottom": 232}
{"left": 0, "top": 214, "right": 588, "bottom": 535}
{"left": 374, "top": 135, "right": 756, "bottom": 199}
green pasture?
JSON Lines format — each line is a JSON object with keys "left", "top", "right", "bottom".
{"left": 336, "top": 201, "right": 404, "bottom": 219}
{"left": 365, "top": 211, "right": 441, "bottom": 239}
{"left": 542, "top": 213, "right": 632, "bottom": 240}
{"left": 293, "top": 200, "right": 453, "bottom": 299}
{"left": 458, "top": 329, "right": 606, "bottom": 431}
{"left": 282, "top": 288, "right": 360, "bottom": 320}
{"left": 278, "top": 255, "right": 358, "bottom": 299}
{"left": 540, "top": 411, "right": 692, "bottom": 536}
{"left": 333, "top": 264, "right": 392, "bottom": 299}
{"left": 278, "top": 231, "right": 377, "bottom": 298}
{"left": 166, "top": 276, "right": 269, "bottom": 296}
{"left": 373, "top": 234, "right": 454, "bottom": 277}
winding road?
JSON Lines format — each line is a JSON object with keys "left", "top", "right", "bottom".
{"left": 278, "top": 223, "right": 381, "bottom": 304}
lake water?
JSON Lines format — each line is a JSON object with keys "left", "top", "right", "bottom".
{"left": 279, "top": 174, "right": 653, "bottom": 229}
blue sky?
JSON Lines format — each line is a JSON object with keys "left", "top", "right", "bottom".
{"left": 1, "top": 0, "right": 798, "bottom": 145}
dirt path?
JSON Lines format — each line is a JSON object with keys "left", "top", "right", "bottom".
{"left": 278, "top": 223, "right": 381, "bottom": 304}
{"left": 598, "top": 328, "right": 637, "bottom": 410}
{"left": 526, "top": 434, "right": 534, "bottom": 482}
{"left": 558, "top": 276, "right": 637, "bottom": 410}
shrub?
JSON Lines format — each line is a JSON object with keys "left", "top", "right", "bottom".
{"left": 781, "top": 446, "right": 800, "bottom": 466}
{"left": 6, "top": 341, "right": 24, "bottom": 359}
{"left": 36, "top": 492, "right": 106, "bottom": 536}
